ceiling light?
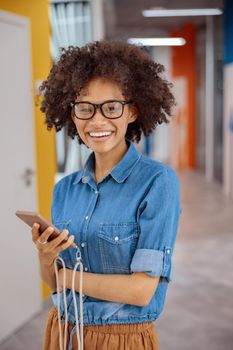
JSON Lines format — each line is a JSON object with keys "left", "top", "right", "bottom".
{"left": 142, "top": 8, "right": 223, "bottom": 17}
{"left": 128, "top": 38, "right": 186, "bottom": 46}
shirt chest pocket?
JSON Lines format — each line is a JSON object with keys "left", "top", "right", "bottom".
{"left": 97, "top": 223, "right": 140, "bottom": 274}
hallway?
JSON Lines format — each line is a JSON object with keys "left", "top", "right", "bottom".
{"left": 157, "top": 169, "right": 233, "bottom": 350}
{"left": 1, "top": 170, "right": 233, "bottom": 350}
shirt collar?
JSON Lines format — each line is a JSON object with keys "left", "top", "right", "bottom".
{"left": 73, "top": 139, "right": 141, "bottom": 185}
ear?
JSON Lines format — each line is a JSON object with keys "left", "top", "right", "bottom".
{"left": 128, "top": 114, "right": 137, "bottom": 124}
{"left": 128, "top": 104, "right": 139, "bottom": 124}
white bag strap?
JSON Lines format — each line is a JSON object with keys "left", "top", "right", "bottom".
{"left": 54, "top": 247, "right": 84, "bottom": 350}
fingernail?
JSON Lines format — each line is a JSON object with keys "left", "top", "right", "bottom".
{"left": 65, "top": 229, "right": 69, "bottom": 235}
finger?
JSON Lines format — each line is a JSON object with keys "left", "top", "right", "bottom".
{"left": 31, "top": 223, "right": 40, "bottom": 243}
{"left": 71, "top": 241, "right": 78, "bottom": 249}
{"left": 32, "top": 223, "right": 55, "bottom": 243}
{"left": 55, "top": 235, "right": 75, "bottom": 254}
{"left": 47, "top": 229, "right": 69, "bottom": 249}
{"left": 36, "top": 226, "right": 56, "bottom": 249}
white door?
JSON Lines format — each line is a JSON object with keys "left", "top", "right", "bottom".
{"left": 0, "top": 10, "right": 41, "bottom": 342}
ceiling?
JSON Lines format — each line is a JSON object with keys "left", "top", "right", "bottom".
{"left": 103, "top": 0, "right": 224, "bottom": 39}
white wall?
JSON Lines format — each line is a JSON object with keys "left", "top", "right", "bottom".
{"left": 150, "top": 46, "right": 172, "bottom": 163}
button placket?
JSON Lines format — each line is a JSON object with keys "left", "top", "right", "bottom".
{"left": 82, "top": 185, "right": 100, "bottom": 273}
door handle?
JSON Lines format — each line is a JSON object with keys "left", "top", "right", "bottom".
{"left": 21, "top": 168, "right": 35, "bottom": 186}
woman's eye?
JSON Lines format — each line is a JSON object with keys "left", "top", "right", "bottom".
{"left": 77, "top": 104, "right": 92, "bottom": 113}
{"left": 106, "top": 103, "right": 120, "bottom": 112}
{"left": 108, "top": 105, "right": 116, "bottom": 111}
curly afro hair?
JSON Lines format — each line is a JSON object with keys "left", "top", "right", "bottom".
{"left": 40, "top": 40, "right": 176, "bottom": 144}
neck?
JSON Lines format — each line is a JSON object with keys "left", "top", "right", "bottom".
{"left": 94, "top": 140, "right": 128, "bottom": 181}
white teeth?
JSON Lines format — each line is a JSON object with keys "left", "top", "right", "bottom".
{"left": 89, "top": 131, "right": 113, "bottom": 137}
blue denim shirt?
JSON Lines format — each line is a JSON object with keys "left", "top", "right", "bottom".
{"left": 51, "top": 139, "right": 182, "bottom": 326}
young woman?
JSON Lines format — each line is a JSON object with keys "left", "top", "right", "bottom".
{"left": 32, "top": 40, "right": 182, "bottom": 350}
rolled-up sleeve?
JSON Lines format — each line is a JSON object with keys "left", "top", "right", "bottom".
{"left": 130, "top": 167, "right": 182, "bottom": 282}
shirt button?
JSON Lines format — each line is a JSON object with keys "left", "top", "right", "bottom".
{"left": 85, "top": 216, "right": 89, "bottom": 220}
{"left": 84, "top": 267, "right": 88, "bottom": 271}
{"left": 81, "top": 242, "right": 85, "bottom": 248}
{"left": 95, "top": 190, "right": 99, "bottom": 194}
{"left": 114, "top": 236, "right": 119, "bottom": 241}
{"left": 82, "top": 176, "right": 89, "bottom": 183}
{"left": 166, "top": 249, "right": 171, "bottom": 254}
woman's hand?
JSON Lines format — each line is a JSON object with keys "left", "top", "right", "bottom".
{"left": 31, "top": 223, "right": 76, "bottom": 267}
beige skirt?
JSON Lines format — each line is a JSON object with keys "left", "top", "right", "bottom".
{"left": 42, "top": 306, "right": 159, "bottom": 350}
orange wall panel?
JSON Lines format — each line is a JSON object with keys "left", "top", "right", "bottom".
{"left": 171, "top": 23, "right": 196, "bottom": 168}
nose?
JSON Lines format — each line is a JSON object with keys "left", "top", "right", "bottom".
{"left": 89, "top": 107, "right": 107, "bottom": 123}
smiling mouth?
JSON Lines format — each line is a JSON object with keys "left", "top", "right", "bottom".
{"left": 88, "top": 131, "right": 114, "bottom": 138}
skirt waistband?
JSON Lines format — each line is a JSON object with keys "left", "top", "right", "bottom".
{"left": 83, "top": 322, "right": 154, "bottom": 334}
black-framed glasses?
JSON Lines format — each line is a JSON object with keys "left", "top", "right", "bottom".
{"left": 70, "top": 100, "right": 132, "bottom": 120}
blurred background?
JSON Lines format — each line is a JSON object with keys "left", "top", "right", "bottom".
{"left": 0, "top": 0, "right": 233, "bottom": 349}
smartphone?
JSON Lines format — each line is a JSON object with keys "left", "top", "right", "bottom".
{"left": 15, "top": 210, "right": 75, "bottom": 246}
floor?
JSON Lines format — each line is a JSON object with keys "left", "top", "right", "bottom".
{"left": 1, "top": 169, "right": 233, "bottom": 350}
